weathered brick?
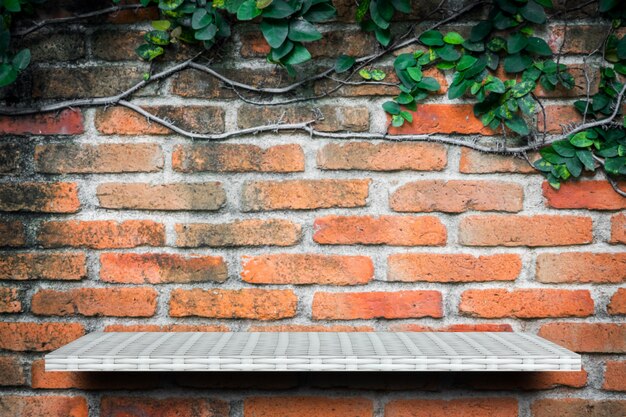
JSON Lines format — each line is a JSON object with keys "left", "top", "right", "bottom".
{"left": 0, "top": 288, "right": 21, "bottom": 313}
{"left": 0, "top": 253, "right": 86, "bottom": 281}
{"left": 0, "top": 222, "right": 25, "bottom": 247}
{"left": 104, "top": 324, "right": 229, "bottom": 332}
{"left": 388, "top": 253, "right": 521, "bottom": 282}
{"left": 390, "top": 180, "right": 523, "bottom": 213}
{"left": 459, "top": 215, "right": 593, "bottom": 246}
{"left": 454, "top": 370, "right": 587, "bottom": 390}
{"left": 608, "top": 288, "right": 626, "bottom": 316}
{"left": 459, "top": 148, "right": 538, "bottom": 174}
{"left": 97, "top": 182, "right": 225, "bottom": 211}
{"left": 610, "top": 213, "right": 626, "bottom": 244}
{"left": 540, "top": 105, "right": 582, "bottom": 133}
{"left": 100, "top": 253, "right": 227, "bottom": 284}
{"left": 312, "top": 291, "right": 442, "bottom": 320}
{"left": 542, "top": 181, "right": 626, "bottom": 210}
{"left": 603, "top": 361, "right": 626, "bottom": 391}
{"left": 0, "top": 322, "right": 84, "bottom": 351}
{"left": 101, "top": 397, "right": 229, "bottom": 417}
{"left": 313, "top": 215, "right": 446, "bottom": 245}
{"left": 0, "top": 143, "right": 22, "bottom": 174}
{"left": 241, "top": 254, "right": 373, "bottom": 285}
{"left": 0, "top": 182, "right": 79, "bottom": 213}
{"left": 173, "top": 144, "right": 305, "bottom": 173}
{"left": 95, "top": 105, "right": 225, "bottom": 135}
{"left": 170, "top": 289, "right": 297, "bottom": 320}
{"left": 388, "top": 323, "right": 513, "bottom": 332}
{"left": 105, "top": 5, "right": 160, "bottom": 23}
{"left": 317, "top": 142, "right": 447, "bottom": 171}
{"left": 248, "top": 324, "right": 374, "bottom": 332}
{"left": 460, "top": 289, "right": 594, "bottom": 318}
{"left": 238, "top": 105, "right": 369, "bottom": 132}
{"left": 242, "top": 179, "right": 370, "bottom": 211}
{"left": 0, "top": 395, "right": 88, "bottom": 417}
{"left": 18, "top": 31, "right": 85, "bottom": 62}
{"left": 176, "top": 220, "right": 301, "bottom": 247}
{"left": 538, "top": 323, "right": 626, "bottom": 353}
{"left": 386, "top": 398, "right": 518, "bottom": 417}
{"left": 244, "top": 396, "right": 373, "bottom": 417}
{"left": 536, "top": 253, "right": 626, "bottom": 283}
{"left": 92, "top": 30, "right": 145, "bottom": 61}
{"left": 37, "top": 220, "right": 165, "bottom": 249}
{"left": 548, "top": 24, "right": 618, "bottom": 54}
{"left": 32, "top": 287, "right": 158, "bottom": 317}
{"left": 35, "top": 143, "right": 163, "bottom": 173}
{"left": 0, "top": 356, "right": 25, "bottom": 386}
{"left": 0, "top": 109, "right": 83, "bottom": 135}
{"left": 531, "top": 399, "right": 626, "bottom": 417}
{"left": 388, "top": 104, "right": 495, "bottom": 135}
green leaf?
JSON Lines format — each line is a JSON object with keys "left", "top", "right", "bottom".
{"left": 288, "top": 19, "right": 322, "bottom": 42}
{"left": 0, "top": 64, "right": 17, "bottom": 87}
{"left": 570, "top": 131, "right": 594, "bottom": 147}
{"left": 195, "top": 24, "right": 217, "bottom": 40}
{"left": 504, "top": 53, "right": 531, "bottom": 73}
{"left": 552, "top": 140, "right": 576, "bottom": 157}
{"left": 135, "top": 44, "right": 164, "bottom": 61}
{"left": 525, "top": 37, "right": 552, "bottom": 56}
{"left": 400, "top": 110, "right": 413, "bottom": 122}
{"left": 456, "top": 55, "right": 477, "bottom": 71}
{"left": 540, "top": 147, "right": 567, "bottom": 164}
{"left": 508, "top": 33, "right": 528, "bottom": 54}
{"left": 12, "top": 49, "right": 30, "bottom": 71}
{"left": 394, "top": 53, "right": 416, "bottom": 70}
{"left": 391, "top": 0, "right": 411, "bottom": 13}
{"left": 599, "top": 0, "right": 618, "bottom": 12}
{"left": 391, "top": 114, "right": 404, "bottom": 127}
{"left": 374, "top": 27, "right": 392, "bottom": 46}
{"left": 260, "top": 0, "right": 294, "bottom": 17}
{"left": 145, "top": 30, "right": 170, "bottom": 45}
{"left": 419, "top": 30, "right": 444, "bottom": 47}
{"left": 192, "top": 8, "right": 212, "bottom": 29}
{"left": 224, "top": 0, "right": 246, "bottom": 13}
{"left": 335, "top": 55, "right": 355, "bottom": 73}
{"left": 151, "top": 20, "right": 171, "bottom": 30}
{"left": 416, "top": 77, "right": 440, "bottom": 91}
{"left": 370, "top": 0, "right": 390, "bottom": 29}
{"left": 520, "top": 0, "right": 547, "bottom": 24}
{"left": 256, "top": 0, "right": 273, "bottom": 8}
{"left": 533, "top": 158, "right": 553, "bottom": 172}
{"left": 270, "top": 39, "right": 293, "bottom": 60}
{"left": 505, "top": 115, "right": 530, "bottom": 135}
{"left": 565, "top": 156, "right": 583, "bottom": 177}
{"left": 576, "top": 149, "right": 596, "bottom": 170}
{"left": 284, "top": 44, "right": 311, "bottom": 65}
{"left": 159, "top": 0, "right": 184, "bottom": 11}
{"left": 370, "top": 69, "right": 386, "bottom": 80}
{"left": 617, "top": 36, "right": 626, "bottom": 60}
{"left": 518, "top": 95, "right": 537, "bottom": 115}
{"left": 605, "top": 156, "right": 626, "bottom": 175}
{"left": 261, "top": 19, "right": 288, "bottom": 48}
{"left": 383, "top": 101, "right": 401, "bottom": 114}
{"left": 443, "top": 32, "right": 464, "bottom": 45}
{"left": 511, "top": 80, "right": 535, "bottom": 98}
{"left": 3, "top": 0, "right": 20, "bottom": 12}
{"left": 546, "top": 173, "right": 561, "bottom": 189}
{"left": 407, "top": 66, "right": 422, "bottom": 81}
{"left": 485, "top": 77, "right": 506, "bottom": 94}
{"left": 534, "top": 0, "right": 553, "bottom": 7}
{"left": 303, "top": 3, "right": 336, "bottom": 22}
{"left": 355, "top": 0, "right": 370, "bottom": 22}
{"left": 436, "top": 44, "right": 461, "bottom": 61}
{"left": 359, "top": 69, "right": 372, "bottom": 80}
{"left": 470, "top": 21, "right": 492, "bottom": 42}
{"left": 237, "top": 0, "right": 262, "bottom": 20}
{"left": 448, "top": 80, "right": 470, "bottom": 99}
{"left": 396, "top": 92, "right": 414, "bottom": 104}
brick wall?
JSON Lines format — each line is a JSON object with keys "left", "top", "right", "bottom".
{"left": 0, "top": 0, "right": 625, "bottom": 416}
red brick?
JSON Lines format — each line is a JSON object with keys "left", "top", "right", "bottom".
{"left": 35, "top": 143, "right": 163, "bottom": 174}
{"left": 313, "top": 215, "right": 446, "bottom": 246}
{"left": 238, "top": 105, "right": 369, "bottom": 132}
{"left": 388, "top": 323, "right": 513, "bottom": 332}
{"left": 459, "top": 215, "right": 593, "bottom": 246}
{"left": 312, "top": 291, "right": 442, "bottom": 320}
{"left": 547, "top": 24, "right": 621, "bottom": 54}
{"left": 0, "top": 182, "right": 80, "bottom": 213}
{"left": 170, "top": 289, "right": 297, "bottom": 320}
{"left": 104, "top": 324, "right": 229, "bottom": 332}
{"left": 0, "top": 222, "right": 25, "bottom": 247}
{"left": 95, "top": 105, "right": 225, "bottom": 135}
{"left": 610, "top": 213, "right": 626, "bottom": 244}
{"left": 459, "top": 148, "right": 538, "bottom": 174}
{"left": 105, "top": 5, "right": 160, "bottom": 23}
{"left": 245, "top": 396, "right": 373, "bottom": 417}
{"left": 531, "top": 399, "right": 626, "bottom": 417}
{"left": 0, "top": 253, "right": 86, "bottom": 281}
{"left": 0, "top": 322, "right": 84, "bottom": 351}
{"left": 19, "top": 31, "right": 85, "bottom": 62}
{"left": 242, "top": 179, "right": 370, "bottom": 211}
{"left": 388, "top": 104, "right": 495, "bottom": 135}
{"left": 0, "top": 143, "right": 22, "bottom": 174}
{"left": 608, "top": 288, "right": 626, "bottom": 316}
{"left": 540, "top": 105, "right": 582, "bottom": 133}
{"left": 390, "top": 180, "right": 523, "bottom": 212}
{"left": 0, "top": 109, "right": 83, "bottom": 135}
{"left": 455, "top": 370, "right": 587, "bottom": 390}
{"left": 538, "top": 323, "right": 626, "bottom": 353}
{"left": 317, "top": 142, "right": 447, "bottom": 171}
{"left": 248, "top": 324, "right": 374, "bottom": 332}
{"left": 542, "top": 181, "right": 626, "bottom": 210}
{"left": 92, "top": 30, "right": 145, "bottom": 61}
{"left": 536, "top": 252, "right": 626, "bottom": 283}
{"left": 31, "top": 288, "right": 158, "bottom": 317}
{"left": 97, "top": 182, "right": 225, "bottom": 211}
{"left": 603, "top": 361, "right": 626, "bottom": 391}
{"left": 0, "top": 356, "right": 25, "bottom": 386}
{"left": 175, "top": 220, "right": 301, "bottom": 247}
{"left": 173, "top": 144, "right": 305, "bottom": 173}
{"left": 101, "top": 397, "right": 229, "bottom": 417}
{"left": 241, "top": 254, "right": 373, "bottom": 285}
{"left": 100, "top": 253, "right": 227, "bottom": 284}
{"left": 37, "top": 220, "right": 165, "bottom": 249}
{"left": 385, "top": 398, "right": 518, "bottom": 417}
{"left": 0, "top": 395, "right": 88, "bottom": 417}
{"left": 388, "top": 253, "right": 521, "bottom": 282}
{"left": 0, "top": 288, "right": 21, "bottom": 313}
{"left": 460, "top": 289, "right": 594, "bottom": 318}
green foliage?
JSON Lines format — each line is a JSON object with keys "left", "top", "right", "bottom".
{"left": 357, "top": 0, "right": 410, "bottom": 46}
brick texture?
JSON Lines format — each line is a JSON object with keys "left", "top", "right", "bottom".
{"left": 538, "top": 323, "right": 626, "bottom": 353}
{"left": 0, "top": 253, "right": 86, "bottom": 281}
{"left": 0, "top": 182, "right": 80, "bottom": 213}
{"left": 608, "top": 288, "right": 626, "bottom": 316}
{"left": 388, "top": 104, "right": 495, "bottom": 135}
{"left": 610, "top": 213, "right": 626, "bottom": 244}
{"left": 0, "top": 109, "right": 83, "bottom": 135}
{"left": 603, "top": 361, "right": 626, "bottom": 391}
{"left": 175, "top": 220, "right": 301, "bottom": 247}
{"left": 0, "top": 287, "right": 21, "bottom": 313}
{"left": 37, "top": 220, "right": 165, "bottom": 248}
{"left": 0, "top": 322, "right": 84, "bottom": 351}
{"left": 0, "top": 356, "right": 25, "bottom": 386}
{"left": 100, "top": 397, "right": 229, "bottom": 417}
{"left": 385, "top": 398, "right": 518, "bottom": 417}
{"left": 0, "top": 396, "right": 88, "bottom": 417}
{"left": 536, "top": 253, "right": 626, "bottom": 283}
{"left": 0, "top": 221, "right": 25, "bottom": 247}
{"left": 238, "top": 105, "right": 369, "bottom": 132}
{"left": 244, "top": 397, "right": 373, "bottom": 417}
{"left": 542, "top": 181, "right": 626, "bottom": 210}
{"left": 531, "top": 399, "right": 626, "bottom": 417}
{"left": 459, "top": 149, "right": 538, "bottom": 174}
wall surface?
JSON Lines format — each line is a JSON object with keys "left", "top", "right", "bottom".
{"left": 0, "top": 0, "right": 625, "bottom": 416}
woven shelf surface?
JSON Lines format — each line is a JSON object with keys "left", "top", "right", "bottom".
{"left": 45, "top": 332, "right": 581, "bottom": 372}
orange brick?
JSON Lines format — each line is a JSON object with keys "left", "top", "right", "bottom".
{"left": 0, "top": 109, "right": 83, "bottom": 135}
{"left": 388, "top": 253, "right": 521, "bottom": 282}
{"left": 603, "top": 361, "right": 626, "bottom": 391}
{"left": 459, "top": 215, "right": 593, "bottom": 246}
{"left": 176, "top": 220, "right": 301, "bottom": 247}
{"left": 0, "top": 322, "right": 84, "bottom": 351}
{"left": 312, "top": 291, "right": 442, "bottom": 320}
{"left": 313, "top": 215, "right": 446, "bottom": 246}
{"left": 31, "top": 288, "right": 158, "bottom": 317}
{"left": 536, "top": 252, "right": 626, "bottom": 283}
{"left": 101, "top": 397, "right": 228, "bottom": 417}
{"left": 100, "top": 253, "right": 228, "bottom": 284}
{"left": 0, "top": 395, "right": 88, "bottom": 417}
{"left": 0, "top": 287, "right": 21, "bottom": 313}
{"left": 317, "top": 142, "right": 447, "bottom": 171}
{"left": 170, "top": 289, "right": 297, "bottom": 320}
{"left": 241, "top": 254, "right": 373, "bottom": 285}
{"left": 608, "top": 288, "right": 626, "bottom": 316}
{"left": 390, "top": 180, "right": 523, "bottom": 212}
{"left": 540, "top": 105, "right": 582, "bottom": 133}
{"left": 0, "top": 355, "right": 25, "bottom": 386}
{"left": 531, "top": 399, "right": 626, "bottom": 417}
{"left": 37, "top": 220, "right": 165, "bottom": 249}
{"left": 238, "top": 105, "right": 369, "bottom": 132}
{"left": 104, "top": 324, "right": 229, "bottom": 332}
{"left": 460, "top": 289, "right": 594, "bottom": 318}
{"left": 244, "top": 396, "right": 373, "bottom": 417}
{"left": 242, "top": 179, "right": 370, "bottom": 211}
{"left": 0, "top": 253, "right": 86, "bottom": 281}
{"left": 542, "top": 181, "right": 626, "bottom": 210}
{"left": 388, "top": 104, "right": 495, "bottom": 135}
{"left": 248, "top": 324, "right": 374, "bottom": 332}
{"left": 538, "top": 323, "right": 626, "bottom": 353}
{"left": 388, "top": 323, "right": 513, "bottom": 332}
{"left": 0, "top": 182, "right": 79, "bottom": 213}
{"left": 385, "top": 398, "right": 518, "bottom": 417}
{"left": 0, "top": 221, "right": 25, "bottom": 247}
{"left": 459, "top": 149, "right": 538, "bottom": 174}
{"left": 610, "top": 213, "right": 626, "bottom": 244}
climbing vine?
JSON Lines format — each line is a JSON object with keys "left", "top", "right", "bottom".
{"left": 1, "top": 0, "right": 625, "bottom": 194}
